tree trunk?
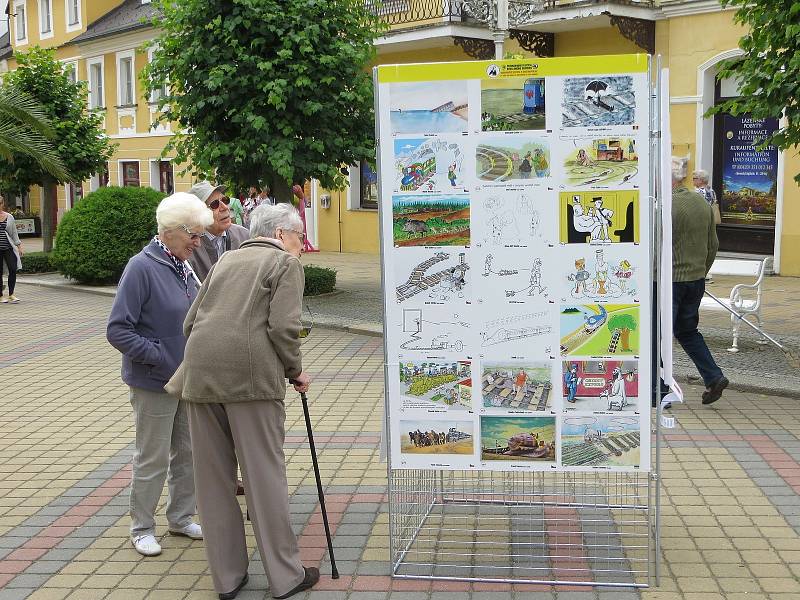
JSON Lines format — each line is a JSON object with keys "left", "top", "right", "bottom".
{"left": 41, "top": 177, "right": 58, "bottom": 253}
{"left": 620, "top": 329, "right": 631, "bottom": 352}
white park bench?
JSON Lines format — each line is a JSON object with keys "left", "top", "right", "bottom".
{"left": 700, "top": 257, "right": 770, "bottom": 352}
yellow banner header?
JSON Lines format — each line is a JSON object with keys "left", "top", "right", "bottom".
{"left": 376, "top": 54, "right": 649, "bottom": 83}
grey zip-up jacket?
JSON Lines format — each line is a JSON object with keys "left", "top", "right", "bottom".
{"left": 107, "top": 239, "right": 199, "bottom": 392}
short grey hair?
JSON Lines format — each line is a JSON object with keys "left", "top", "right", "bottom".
{"left": 249, "top": 203, "right": 303, "bottom": 239}
{"left": 671, "top": 156, "right": 688, "bottom": 183}
{"left": 692, "top": 169, "right": 709, "bottom": 183}
{"left": 156, "top": 192, "right": 214, "bottom": 234}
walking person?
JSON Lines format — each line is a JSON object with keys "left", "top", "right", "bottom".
{"left": 0, "top": 196, "right": 23, "bottom": 304}
{"left": 692, "top": 169, "right": 719, "bottom": 283}
{"left": 166, "top": 204, "right": 319, "bottom": 599}
{"left": 672, "top": 157, "right": 728, "bottom": 405}
{"left": 291, "top": 183, "right": 317, "bottom": 252}
{"left": 106, "top": 192, "right": 213, "bottom": 556}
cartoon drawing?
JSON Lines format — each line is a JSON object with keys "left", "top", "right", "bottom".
{"left": 563, "top": 138, "right": 638, "bottom": 186}
{"left": 396, "top": 251, "right": 470, "bottom": 303}
{"left": 561, "top": 415, "right": 640, "bottom": 467}
{"left": 481, "top": 253, "right": 548, "bottom": 299}
{"left": 568, "top": 258, "right": 591, "bottom": 295}
{"left": 481, "top": 416, "right": 556, "bottom": 462}
{"left": 482, "top": 311, "right": 552, "bottom": 348}
{"left": 564, "top": 362, "right": 580, "bottom": 404}
{"left": 389, "top": 81, "right": 469, "bottom": 134}
{"left": 400, "top": 420, "right": 474, "bottom": 455}
{"left": 394, "top": 138, "right": 465, "bottom": 192}
{"left": 481, "top": 77, "right": 546, "bottom": 131}
{"left": 392, "top": 194, "right": 470, "bottom": 247}
{"left": 562, "top": 76, "right": 636, "bottom": 128}
{"left": 476, "top": 136, "right": 550, "bottom": 182}
{"left": 399, "top": 361, "right": 472, "bottom": 410}
{"left": 563, "top": 248, "right": 638, "bottom": 301}
{"left": 560, "top": 304, "right": 640, "bottom": 356}
{"left": 482, "top": 362, "right": 552, "bottom": 411}
{"left": 399, "top": 308, "right": 469, "bottom": 353}
{"left": 479, "top": 193, "right": 547, "bottom": 247}
{"left": 560, "top": 191, "right": 639, "bottom": 245}
{"left": 562, "top": 360, "right": 639, "bottom": 412}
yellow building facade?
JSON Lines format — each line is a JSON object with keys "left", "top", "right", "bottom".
{"left": 1, "top": 0, "right": 798, "bottom": 274}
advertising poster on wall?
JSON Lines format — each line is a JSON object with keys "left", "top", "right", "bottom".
{"left": 376, "top": 55, "right": 653, "bottom": 473}
{"left": 719, "top": 115, "right": 779, "bottom": 226}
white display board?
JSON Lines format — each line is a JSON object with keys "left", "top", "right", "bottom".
{"left": 376, "top": 55, "right": 653, "bottom": 473}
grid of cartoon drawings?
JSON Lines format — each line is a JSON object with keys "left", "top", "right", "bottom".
{"left": 378, "top": 56, "right": 652, "bottom": 473}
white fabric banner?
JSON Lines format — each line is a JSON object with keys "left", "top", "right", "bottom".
{"left": 659, "top": 68, "right": 682, "bottom": 408}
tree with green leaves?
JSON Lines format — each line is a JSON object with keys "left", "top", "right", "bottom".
{"left": 0, "top": 47, "right": 116, "bottom": 252}
{"left": 144, "top": 0, "right": 384, "bottom": 200}
{"left": 607, "top": 312, "right": 637, "bottom": 353}
{"left": 0, "top": 83, "right": 68, "bottom": 182}
{"left": 710, "top": 1, "right": 800, "bottom": 183}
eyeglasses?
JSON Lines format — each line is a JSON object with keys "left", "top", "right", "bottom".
{"left": 178, "top": 225, "right": 204, "bottom": 241}
{"left": 281, "top": 228, "right": 305, "bottom": 242}
{"left": 207, "top": 196, "right": 231, "bottom": 210}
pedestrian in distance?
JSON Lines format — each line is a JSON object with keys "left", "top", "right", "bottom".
{"left": 0, "top": 196, "right": 24, "bottom": 304}
{"left": 672, "top": 157, "right": 728, "bottom": 405}
{"left": 228, "top": 193, "right": 245, "bottom": 227}
{"left": 187, "top": 180, "right": 250, "bottom": 282}
{"left": 166, "top": 203, "right": 319, "bottom": 600}
{"left": 106, "top": 192, "right": 213, "bottom": 557}
{"left": 692, "top": 169, "right": 719, "bottom": 283}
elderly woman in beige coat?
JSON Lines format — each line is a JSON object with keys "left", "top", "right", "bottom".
{"left": 167, "top": 203, "right": 318, "bottom": 600}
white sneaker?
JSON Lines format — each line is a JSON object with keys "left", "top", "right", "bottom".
{"left": 169, "top": 522, "right": 203, "bottom": 540}
{"left": 132, "top": 534, "right": 162, "bottom": 556}
{"left": 0, "top": 295, "right": 7, "bottom": 303}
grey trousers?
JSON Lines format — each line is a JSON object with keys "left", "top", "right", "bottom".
{"left": 188, "top": 400, "right": 305, "bottom": 597}
{"left": 129, "top": 386, "right": 196, "bottom": 538}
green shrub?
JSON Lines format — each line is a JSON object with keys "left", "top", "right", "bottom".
{"left": 303, "top": 264, "right": 336, "bottom": 296}
{"left": 52, "top": 186, "right": 165, "bottom": 284}
{"left": 20, "top": 251, "right": 55, "bottom": 273}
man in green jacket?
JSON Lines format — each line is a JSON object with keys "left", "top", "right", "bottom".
{"left": 671, "top": 157, "right": 728, "bottom": 405}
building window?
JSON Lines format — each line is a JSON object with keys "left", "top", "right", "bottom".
{"left": 66, "top": 0, "right": 80, "bottom": 26}
{"left": 117, "top": 53, "right": 135, "bottom": 106}
{"left": 39, "top": 0, "right": 52, "bottom": 35}
{"left": 147, "top": 47, "right": 168, "bottom": 103}
{"left": 63, "top": 62, "right": 77, "bottom": 84}
{"left": 67, "top": 182, "right": 83, "bottom": 208}
{"left": 349, "top": 161, "right": 378, "bottom": 210}
{"left": 91, "top": 162, "right": 109, "bottom": 191}
{"left": 120, "top": 161, "right": 140, "bottom": 187}
{"left": 88, "top": 59, "right": 104, "bottom": 109}
{"left": 14, "top": 2, "right": 27, "bottom": 43}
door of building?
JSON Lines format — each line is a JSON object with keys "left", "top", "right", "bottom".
{"left": 711, "top": 79, "right": 778, "bottom": 254}
{"left": 158, "top": 161, "right": 174, "bottom": 194}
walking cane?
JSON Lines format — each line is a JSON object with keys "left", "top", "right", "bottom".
{"left": 290, "top": 379, "right": 340, "bottom": 579}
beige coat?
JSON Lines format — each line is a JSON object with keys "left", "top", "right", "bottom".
{"left": 188, "top": 223, "right": 250, "bottom": 282}
{"left": 166, "top": 239, "right": 304, "bottom": 403}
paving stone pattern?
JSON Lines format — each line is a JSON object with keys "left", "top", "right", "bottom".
{"left": 2, "top": 282, "right": 800, "bottom": 598}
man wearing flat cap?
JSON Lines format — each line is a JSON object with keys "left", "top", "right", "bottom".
{"left": 188, "top": 181, "right": 250, "bottom": 281}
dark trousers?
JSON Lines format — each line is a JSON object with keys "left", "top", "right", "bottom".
{"left": 0, "top": 248, "right": 17, "bottom": 295}
{"left": 673, "top": 279, "right": 723, "bottom": 387}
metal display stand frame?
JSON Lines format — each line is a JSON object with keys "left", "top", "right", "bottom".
{"left": 376, "top": 57, "right": 664, "bottom": 589}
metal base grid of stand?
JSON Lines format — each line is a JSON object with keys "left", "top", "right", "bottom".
{"left": 389, "top": 469, "right": 654, "bottom": 588}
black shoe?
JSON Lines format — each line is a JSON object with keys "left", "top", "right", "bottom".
{"left": 219, "top": 573, "right": 248, "bottom": 600}
{"left": 273, "top": 567, "right": 320, "bottom": 599}
{"left": 702, "top": 376, "right": 729, "bottom": 405}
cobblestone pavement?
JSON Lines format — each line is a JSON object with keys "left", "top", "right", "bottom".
{"left": 3, "top": 284, "right": 800, "bottom": 599}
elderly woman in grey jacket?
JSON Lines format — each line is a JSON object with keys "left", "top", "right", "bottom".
{"left": 166, "top": 203, "right": 318, "bottom": 600}
{"left": 107, "top": 192, "right": 212, "bottom": 557}
{"left": 0, "top": 196, "right": 24, "bottom": 304}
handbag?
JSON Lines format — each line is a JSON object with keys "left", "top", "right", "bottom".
{"left": 712, "top": 203, "right": 722, "bottom": 225}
